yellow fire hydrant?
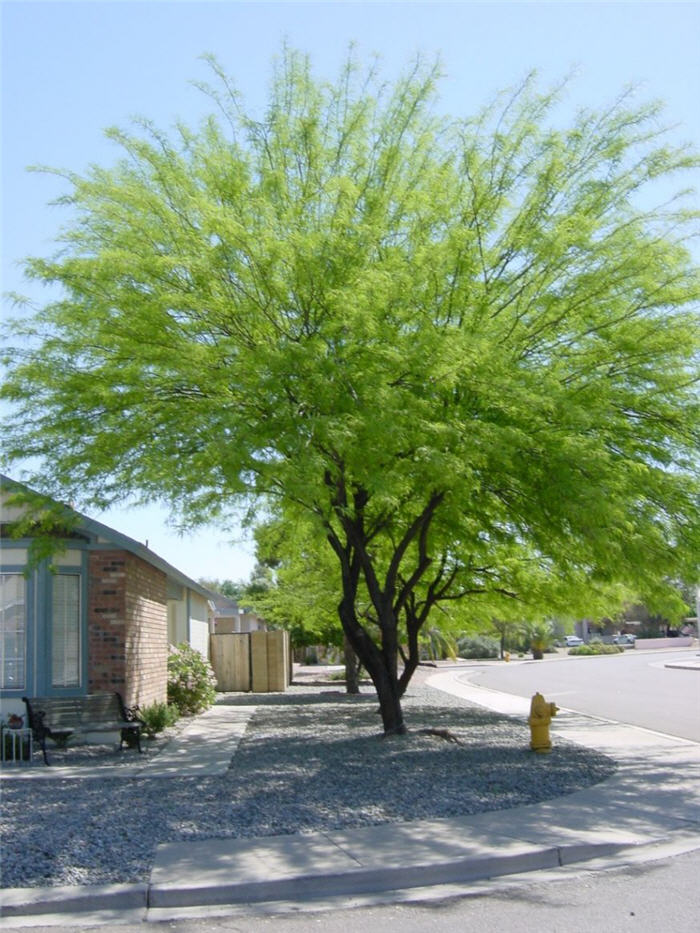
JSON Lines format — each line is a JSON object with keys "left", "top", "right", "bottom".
{"left": 528, "top": 692, "right": 559, "bottom": 754}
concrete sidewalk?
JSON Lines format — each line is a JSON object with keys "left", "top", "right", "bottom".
{"left": 0, "top": 703, "right": 257, "bottom": 781}
{"left": 2, "top": 671, "right": 699, "bottom": 926}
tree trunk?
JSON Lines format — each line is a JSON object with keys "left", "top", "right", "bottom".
{"left": 397, "top": 620, "right": 420, "bottom": 698}
{"left": 375, "top": 616, "right": 407, "bottom": 734}
{"left": 344, "top": 635, "right": 360, "bottom": 695}
{"left": 375, "top": 672, "right": 407, "bottom": 735}
{"left": 326, "top": 487, "right": 445, "bottom": 736}
{"left": 365, "top": 644, "right": 406, "bottom": 735}
{"left": 349, "top": 636, "right": 406, "bottom": 733}
{"left": 397, "top": 654, "right": 418, "bottom": 698}
{"left": 339, "top": 602, "right": 407, "bottom": 735}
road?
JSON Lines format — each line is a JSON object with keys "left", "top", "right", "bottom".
{"left": 13, "top": 848, "right": 700, "bottom": 932}
{"left": 463, "top": 648, "right": 700, "bottom": 741}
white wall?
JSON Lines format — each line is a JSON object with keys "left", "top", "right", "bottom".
{"left": 635, "top": 637, "right": 692, "bottom": 649}
{"left": 188, "top": 591, "right": 211, "bottom": 658}
{"left": 168, "top": 588, "right": 211, "bottom": 658}
{"left": 240, "top": 611, "right": 266, "bottom": 633}
{"left": 167, "top": 598, "right": 187, "bottom": 646}
{"left": 189, "top": 619, "right": 210, "bottom": 658}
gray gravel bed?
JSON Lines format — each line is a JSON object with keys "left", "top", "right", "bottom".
{"left": 0, "top": 685, "right": 616, "bottom": 888}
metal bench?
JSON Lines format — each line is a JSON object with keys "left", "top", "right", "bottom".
{"left": 22, "top": 693, "right": 143, "bottom": 765}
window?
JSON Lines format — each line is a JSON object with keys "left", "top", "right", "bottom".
{"left": 51, "top": 574, "right": 81, "bottom": 687}
{"left": 0, "top": 573, "right": 26, "bottom": 690}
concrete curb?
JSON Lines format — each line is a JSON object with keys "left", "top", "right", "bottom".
{"left": 146, "top": 842, "right": 637, "bottom": 909}
{"left": 0, "top": 882, "right": 148, "bottom": 918}
{"left": 0, "top": 839, "right": 682, "bottom": 920}
{"left": 5, "top": 837, "right": 700, "bottom": 927}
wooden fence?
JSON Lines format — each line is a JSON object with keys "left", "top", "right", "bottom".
{"left": 210, "top": 630, "right": 291, "bottom": 693}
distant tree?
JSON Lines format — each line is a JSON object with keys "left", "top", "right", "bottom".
{"left": 489, "top": 618, "right": 518, "bottom": 660}
{"left": 616, "top": 579, "right": 697, "bottom": 635}
{"left": 199, "top": 578, "right": 247, "bottom": 601}
{"left": 3, "top": 50, "right": 699, "bottom": 735}
{"left": 245, "top": 515, "right": 354, "bottom": 667}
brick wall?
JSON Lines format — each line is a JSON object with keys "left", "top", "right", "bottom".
{"left": 87, "top": 551, "right": 128, "bottom": 696}
{"left": 124, "top": 552, "right": 168, "bottom": 707}
{"left": 87, "top": 550, "right": 168, "bottom": 707}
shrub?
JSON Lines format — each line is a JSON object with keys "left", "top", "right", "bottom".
{"left": 568, "top": 643, "right": 624, "bottom": 656}
{"left": 167, "top": 643, "right": 217, "bottom": 715}
{"left": 457, "top": 634, "right": 500, "bottom": 659}
{"left": 138, "top": 700, "right": 179, "bottom": 738}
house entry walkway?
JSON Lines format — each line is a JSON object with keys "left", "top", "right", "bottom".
{"left": 0, "top": 701, "right": 256, "bottom": 781}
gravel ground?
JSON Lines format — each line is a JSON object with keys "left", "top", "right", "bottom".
{"left": 0, "top": 684, "right": 616, "bottom": 888}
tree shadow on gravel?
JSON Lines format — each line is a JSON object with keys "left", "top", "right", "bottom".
{"left": 215, "top": 690, "right": 378, "bottom": 707}
{"left": 211, "top": 700, "right": 617, "bottom": 839}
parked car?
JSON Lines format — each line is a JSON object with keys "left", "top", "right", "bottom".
{"left": 613, "top": 633, "right": 636, "bottom": 646}
{"left": 565, "top": 635, "right": 583, "bottom": 647}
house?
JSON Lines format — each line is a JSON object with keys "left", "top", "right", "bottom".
{"left": 238, "top": 608, "right": 267, "bottom": 633}
{"left": 208, "top": 592, "right": 267, "bottom": 634}
{"left": 0, "top": 476, "right": 214, "bottom": 720}
{"left": 207, "top": 592, "right": 242, "bottom": 633}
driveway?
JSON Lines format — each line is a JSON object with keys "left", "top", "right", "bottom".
{"left": 461, "top": 648, "right": 700, "bottom": 742}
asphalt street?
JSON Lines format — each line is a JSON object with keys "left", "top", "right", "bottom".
{"left": 463, "top": 648, "right": 700, "bottom": 741}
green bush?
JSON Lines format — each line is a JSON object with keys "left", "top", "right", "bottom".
{"left": 568, "top": 643, "right": 623, "bottom": 656}
{"left": 138, "top": 700, "right": 180, "bottom": 738}
{"left": 457, "top": 634, "right": 500, "bottom": 659}
{"left": 167, "top": 643, "right": 217, "bottom": 715}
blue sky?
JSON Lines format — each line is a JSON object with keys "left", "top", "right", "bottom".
{"left": 2, "top": 1, "right": 699, "bottom": 583}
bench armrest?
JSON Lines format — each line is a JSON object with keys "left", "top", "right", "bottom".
{"left": 122, "top": 703, "right": 144, "bottom": 726}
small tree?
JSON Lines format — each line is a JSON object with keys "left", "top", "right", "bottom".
{"left": 522, "top": 620, "right": 554, "bottom": 660}
{"left": 489, "top": 618, "right": 518, "bottom": 660}
{"left": 420, "top": 627, "right": 459, "bottom": 661}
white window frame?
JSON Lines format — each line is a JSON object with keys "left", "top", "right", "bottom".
{"left": 0, "top": 572, "right": 27, "bottom": 691}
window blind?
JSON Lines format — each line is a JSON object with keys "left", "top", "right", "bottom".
{"left": 0, "top": 573, "right": 26, "bottom": 690}
{"left": 51, "top": 574, "right": 80, "bottom": 687}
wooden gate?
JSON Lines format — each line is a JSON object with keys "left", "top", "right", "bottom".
{"left": 210, "top": 630, "right": 291, "bottom": 693}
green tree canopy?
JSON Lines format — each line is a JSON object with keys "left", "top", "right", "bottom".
{"left": 198, "top": 578, "right": 247, "bottom": 602}
{"left": 3, "top": 50, "right": 699, "bottom": 733}
{"left": 247, "top": 516, "right": 344, "bottom": 650}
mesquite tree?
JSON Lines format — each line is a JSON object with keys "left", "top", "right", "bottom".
{"left": 3, "top": 51, "right": 699, "bottom": 734}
